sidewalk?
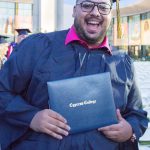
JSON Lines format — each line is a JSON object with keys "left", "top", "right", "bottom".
{"left": 134, "top": 61, "right": 150, "bottom": 119}
{"left": 134, "top": 61, "right": 150, "bottom": 150}
{"left": 140, "top": 146, "right": 150, "bottom": 150}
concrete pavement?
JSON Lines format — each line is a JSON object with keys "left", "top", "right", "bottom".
{"left": 134, "top": 61, "right": 150, "bottom": 150}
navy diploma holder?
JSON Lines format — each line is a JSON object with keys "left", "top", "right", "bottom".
{"left": 47, "top": 72, "right": 118, "bottom": 134}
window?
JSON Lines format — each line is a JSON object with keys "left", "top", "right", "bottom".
{"left": 0, "top": 2, "right": 15, "bottom": 35}
{"left": 15, "top": 3, "right": 33, "bottom": 30}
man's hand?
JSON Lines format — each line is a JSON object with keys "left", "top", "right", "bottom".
{"left": 98, "top": 109, "right": 133, "bottom": 142}
{"left": 30, "top": 109, "right": 70, "bottom": 140}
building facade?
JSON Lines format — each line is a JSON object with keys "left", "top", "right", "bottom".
{"left": 0, "top": 0, "right": 58, "bottom": 42}
{"left": 63, "top": 0, "right": 150, "bottom": 61}
{"left": 0, "top": 0, "right": 149, "bottom": 61}
{"left": 107, "top": 0, "right": 150, "bottom": 60}
{"left": 0, "top": 0, "right": 33, "bottom": 40}
{"left": 108, "top": 11, "right": 150, "bottom": 61}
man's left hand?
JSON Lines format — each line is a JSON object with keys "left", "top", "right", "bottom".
{"left": 98, "top": 109, "right": 133, "bottom": 142}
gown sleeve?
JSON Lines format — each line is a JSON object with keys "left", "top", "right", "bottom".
{"left": 120, "top": 54, "right": 148, "bottom": 149}
{"left": 0, "top": 33, "right": 50, "bottom": 149}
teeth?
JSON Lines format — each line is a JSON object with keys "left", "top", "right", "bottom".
{"left": 88, "top": 21, "right": 99, "bottom": 25}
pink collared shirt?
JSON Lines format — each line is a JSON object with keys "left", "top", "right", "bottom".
{"left": 65, "top": 26, "right": 111, "bottom": 54}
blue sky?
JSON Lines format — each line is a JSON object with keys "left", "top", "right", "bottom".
{"left": 64, "top": 0, "right": 75, "bottom": 5}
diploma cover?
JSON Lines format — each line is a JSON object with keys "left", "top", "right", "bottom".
{"left": 47, "top": 72, "right": 118, "bottom": 134}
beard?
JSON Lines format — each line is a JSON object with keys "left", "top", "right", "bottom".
{"left": 74, "top": 18, "right": 106, "bottom": 45}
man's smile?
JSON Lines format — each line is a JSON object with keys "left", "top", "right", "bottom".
{"left": 85, "top": 18, "right": 102, "bottom": 33}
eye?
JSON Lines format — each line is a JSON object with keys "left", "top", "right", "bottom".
{"left": 98, "top": 4, "right": 110, "bottom": 11}
{"left": 82, "top": 2, "right": 94, "bottom": 9}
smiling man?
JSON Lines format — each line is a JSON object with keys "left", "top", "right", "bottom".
{"left": 0, "top": 0, "right": 148, "bottom": 150}
{"left": 73, "top": 0, "right": 112, "bottom": 46}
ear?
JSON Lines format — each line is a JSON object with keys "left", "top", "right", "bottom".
{"left": 72, "top": 6, "right": 76, "bottom": 18}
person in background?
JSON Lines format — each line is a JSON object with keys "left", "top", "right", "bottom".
{"left": 6, "top": 42, "right": 17, "bottom": 59}
{"left": 7, "top": 28, "right": 31, "bottom": 58}
{"left": 0, "top": 0, "right": 148, "bottom": 150}
{"left": 15, "top": 28, "right": 31, "bottom": 44}
{"left": 0, "top": 35, "right": 9, "bottom": 44}
{"left": 0, "top": 35, "right": 9, "bottom": 67}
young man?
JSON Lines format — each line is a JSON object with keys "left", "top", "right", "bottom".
{"left": 0, "top": 0, "right": 148, "bottom": 149}
{"left": 7, "top": 29, "right": 31, "bottom": 58}
{"left": 0, "top": 35, "right": 9, "bottom": 68}
{"left": 15, "top": 29, "right": 31, "bottom": 44}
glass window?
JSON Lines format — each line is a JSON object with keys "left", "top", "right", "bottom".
{"left": 141, "top": 12, "right": 150, "bottom": 45}
{"left": 141, "top": 45, "right": 150, "bottom": 61}
{"left": 141, "top": 13, "right": 147, "bottom": 20}
{"left": 15, "top": 3, "right": 33, "bottom": 31}
{"left": 0, "top": 2, "right": 15, "bottom": 35}
{"left": 113, "top": 16, "right": 128, "bottom": 47}
{"left": 147, "top": 12, "right": 150, "bottom": 19}
{"left": 129, "top": 15, "right": 141, "bottom": 46}
{"left": 18, "top": 3, "right": 32, "bottom": 16}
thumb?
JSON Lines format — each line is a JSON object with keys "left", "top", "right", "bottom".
{"left": 116, "top": 109, "right": 123, "bottom": 122}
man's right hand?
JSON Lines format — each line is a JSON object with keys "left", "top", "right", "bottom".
{"left": 30, "top": 109, "right": 71, "bottom": 140}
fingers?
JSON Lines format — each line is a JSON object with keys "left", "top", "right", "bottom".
{"left": 98, "top": 124, "right": 122, "bottom": 142}
{"left": 48, "top": 117, "right": 71, "bottom": 132}
{"left": 98, "top": 125, "right": 121, "bottom": 142}
{"left": 44, "top": 128, "right": 63, "bottom": 140}
{"left": 99, "top": 124, "right": 120, "bottom": 132}
{"left": 116, "top": 109, "right": 123, "bottom": 122}
{"left": 101, "top": 130, "right": 119, "bottom": 139}
{"left": 98, "top": 109, "right": 123, "bottom": 132}
{"left": 30, "top": 109, "right": 71, "bottom": 140}
{"left": 98, "top": 109, "right": 133, "bottom": 142}
{"left": 46, "top": 123, "right": 69, "bottom": 137}
{"left": 48, "top": 109, "right": 67, "bottom": 123}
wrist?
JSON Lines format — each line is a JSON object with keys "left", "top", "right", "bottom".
{"left": 130, "top": 132, "right": 137, "bottom": 142}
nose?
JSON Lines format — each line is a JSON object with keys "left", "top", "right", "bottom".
{"left": 90, "top": 5, "right": 100, "bottom": 16}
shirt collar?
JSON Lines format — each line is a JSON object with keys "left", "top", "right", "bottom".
{"left": 65, "top": 25, "right": 112, "bottom": 54}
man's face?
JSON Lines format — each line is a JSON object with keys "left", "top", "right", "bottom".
{"left": 17, "top": 34, "right": 27, "bottom": 43}
{"left": 73, "top": 0, "right": 112, "bottom": 44}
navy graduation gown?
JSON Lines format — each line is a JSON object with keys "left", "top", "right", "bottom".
{"left": 0, "top": 30, "right": 148, "bottom": 150}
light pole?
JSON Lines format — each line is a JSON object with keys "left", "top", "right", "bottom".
{"left": 56, "top": 0, "right": 64, "bottom": 31}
